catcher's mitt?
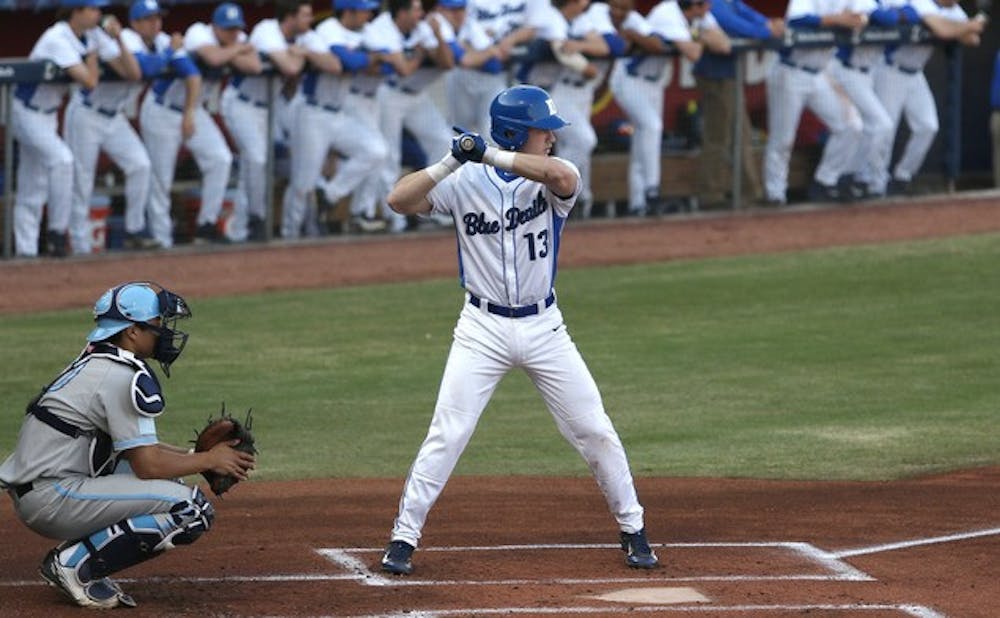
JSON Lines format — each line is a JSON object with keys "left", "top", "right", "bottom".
{"left": 193, "top": 403, "right": 257, "bottom": 496}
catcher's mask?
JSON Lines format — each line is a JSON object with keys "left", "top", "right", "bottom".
{"left": 87, "top": 281, "right": 192, "bottom": 377}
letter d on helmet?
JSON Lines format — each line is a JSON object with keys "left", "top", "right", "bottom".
{"left": 489, "top": 85, "right": 569, "bottom": 151}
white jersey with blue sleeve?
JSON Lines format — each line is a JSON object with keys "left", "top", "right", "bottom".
{"left": 626, "top": 1, "right": 691, "bottom": 81}
{"left": 427, "top": 160, "right": 581, "bottom": 307}
{"left": 16, "top": 22, "right": 99, "bottom": 111}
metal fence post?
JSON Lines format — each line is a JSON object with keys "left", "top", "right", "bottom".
{"left": 730, "top": 51, "right": 746, "bottom": 210}
{"left": 264, "top": 72, "right": 275, "bottom": 241}
{"left": 943, "top": 43, "right": 962, "bottom": 193}
{"left": 2, "top": 83, "right": 12, "bottom": 259}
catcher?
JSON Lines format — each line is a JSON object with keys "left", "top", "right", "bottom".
{"left": 0, "top": 281, "right": 256, "bottom": 609}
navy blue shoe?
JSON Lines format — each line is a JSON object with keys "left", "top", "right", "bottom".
{"left": 381, "top": 540, "right": 415, "bottom": 575}
{"left": 620, "top": 529, "right": 659, "bottom": 569}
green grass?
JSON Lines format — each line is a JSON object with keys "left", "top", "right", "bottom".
{"left": 2, "top": 233, "right": 998, "bottom": 481}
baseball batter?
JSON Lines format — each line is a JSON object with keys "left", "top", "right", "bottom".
{"left": 379, "top": 85, "right": 657, "bottom": 576}
{"left": 763, "top": 0, "right": 866, "bottom": 203}
{"left": 0, "top": 282, "right": 255, "bottom": 609}
{"left": 12, "top": 0, "right": 104, "bottom": 257}
{"left": 608, "top": 0, "right": 704, "bottom": 215}
{"left": 62, "top": 9, "right": 147, "bottom": 254}
{"left": 869, "top": 0, "right": 983, "bottom": 195}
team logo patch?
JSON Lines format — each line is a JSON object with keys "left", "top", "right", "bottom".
{"left": 131, "top": 369, "right": 165, "bottom": 417}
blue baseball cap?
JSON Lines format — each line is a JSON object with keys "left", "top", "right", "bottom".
{"left": 333, "top": 0, "right": 380, "bottom": 10}
{"left": 438, "top": 0, "right": 467, "bottom": 8}
{"left": 129, "top": 0, "right": 164, "bottom": 21}
{"left": 60, "top": 0, "right": 110, "bottom": 8}
{"left": 212, "top": 2, "right": 246, "bottom": 29}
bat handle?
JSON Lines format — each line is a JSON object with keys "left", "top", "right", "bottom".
{"left": 459, "top": 135, "right": 476, "bottom": 152}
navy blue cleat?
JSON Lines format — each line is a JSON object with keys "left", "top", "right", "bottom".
{"left": 381, "top": 540, "right": 415, "bottom": 575}
{"left": 620, "top": 529, "right": 659, "bottom": 569}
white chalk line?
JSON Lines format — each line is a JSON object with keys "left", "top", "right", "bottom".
{"left": 324, "top": 604, "right": 946, "bottom": 617}
{"left": 832, "top": 526, "right": 1000, "bottom": 558}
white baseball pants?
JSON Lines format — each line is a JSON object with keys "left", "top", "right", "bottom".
{"left": 63, "top": 101, "right": 152, "bottom": 252}
{"left": 872, "top": 64, "right": 938, "bottom": 186}
{"left": 551, "top": 82, "right": 598, "bottom": 209}
{"left": 609, "top": 65, "right": 664, "bottom": 211}
{"left": 827, "top": 62, "right": 894, "bottom": 194}
{"left": 445, "top": 68, "right": 507, "bottom": 137}
{"left": 11, "top": 99, "right": 74, "bottom": 257}
{"left": 389, "top": 300, "right": 647, "bottom": 548}
{"left": 220, "top": 89, "right": 269, "bottom": 239}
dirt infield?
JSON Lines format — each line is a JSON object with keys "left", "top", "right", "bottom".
{"left": 2, "top": 195, "right": 999, "bottom": 616}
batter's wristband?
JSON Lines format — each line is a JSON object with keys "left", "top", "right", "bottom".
{"left": 425, "top": 153, "right": 462, "bottom": 184}
{"left": 482, "top": 147, "right": 516, "bottom": 170}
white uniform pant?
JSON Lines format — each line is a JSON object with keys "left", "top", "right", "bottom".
{"left": 220, "top": 89, "right": 269, "bottom": 240}
{"left": 63, "top": 102, "right": 152, "bottom": 252}
{"left": 609, "top": 66, "right": 664, "bottom": 210}
{"left": 376, "top": 84, "right": 451, "bottom": 231}
{"left": 140, "top": 97, "right": 233, "bottom": 248}
{"left": 764, "top": 63, "right": 861, "bottom": 201}
{"left": 11, "top": 99, "right": 74, "bottom": 257}
{"left": 445, "top": 68, "right": 507, "bottom": 136}
{"left": 872, "top": 64, "right": 938, "bottom": 186}
{"left": 283, "top": 100, "right": 387, "bottom": 238}
{"left": 827, "top": 62, "right": 893, "bottom": 193}
{"left": 343, "top": 92, "right": 392, "bottom": 222}
{"left": 390, "top": 300, "right": 646, "bottom": 547}
{"left": 551, "top": 81, "right": 598, "bottom": 208}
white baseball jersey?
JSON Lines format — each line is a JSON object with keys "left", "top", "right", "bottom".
{"left": 624, "top": 1, "right": 693, "bottom": 82}
{"left": 427, "top": 159, "right": 581, "bottom": 306}
{"left": 307, "top": 17, "right": 364, "bottom": 106}
{"left": 468, "top": 0, "right": 548, "bottom": 43}
{"left": 783, "top": 0, "right": 858, "bottom": 71}
{"left": 153, "top": 22, "right": 246, "bottom": 108}
{"left": 16, "top": 22, "right": 99, "bottom": 111}
{"left": 885, "top": 0, "right": 968, "bottom": 71}
{"left": 445, "top": 9, "right": 508, "bottom": 135}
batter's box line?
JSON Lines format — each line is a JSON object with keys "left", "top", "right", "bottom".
{"left": 341, "top": 604, "right": 945, "bottom": 618}
{"left": 315, "top": 541, "right": 874, "bottom": 588}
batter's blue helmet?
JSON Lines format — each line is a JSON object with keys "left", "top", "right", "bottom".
{"left": 333, "top": 0, "right": 380, "bottom": 10}
{"left": 489, "top": 85, "right": 568, "bottom": 151}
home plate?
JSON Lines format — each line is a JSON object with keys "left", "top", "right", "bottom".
{"left": 588, "top": 587, "right": 710, "bottom": 604}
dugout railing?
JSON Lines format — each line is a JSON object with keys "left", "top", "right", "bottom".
{"left": 0, "top": 23, "right": 965, "bottom": 259}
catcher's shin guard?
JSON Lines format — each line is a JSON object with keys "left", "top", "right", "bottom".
{"left": 57, "top": 486, "right": 215, "bottom": 580}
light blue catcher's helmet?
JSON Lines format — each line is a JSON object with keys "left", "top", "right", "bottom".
{"left": 88, "top": 282, "right": 162, "bottom": 342}
{"left": 87, "top": 281, "right": 192, "bottom": 376}
{"left": 490, "top": 85, "right": 569, "bottom": 151}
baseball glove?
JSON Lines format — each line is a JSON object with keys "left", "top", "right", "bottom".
{"left": 193, "top": 403, "right": 257, "bottom": 496}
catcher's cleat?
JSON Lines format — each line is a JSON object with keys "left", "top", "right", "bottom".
{"left": 40, "top": 549, "right": 135, "bottom": 609}
{"left": 620, "top": 528, "right": 659, "bottom": 569}
{"left": 380, "top": 540, "right": 415, "bottom": 575}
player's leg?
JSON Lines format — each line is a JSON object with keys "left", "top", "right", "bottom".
{"left": 62, "top": 101, "right": 103, "bottom": 255}
{"left": 763, "top": 65, "right": 808, "bottom": 203}
{"left": 103, "top": 115, "right": 153, "bottom": 242}
{"left": 12, "top": 138, "right": 48, "bottom": 257}
{"left": 892, "top": 74, "right": 938, "bottom": 184}
{"left": 185, "top": 108, "right": 233, "bottom": 232}
{"left": 833, "top": 66, "right": 893, "bottom": 196}
{"left": 551, "top": 86, "right": 597, "bottom": 213}
{"left": 224, "top": 96, "right": 269, "bottom": 238}
{"left": 16, "top": 475, "right": 212, "bottom": 608}
{"left": 140, "top": 98, "right": 183, "bottom": 248}
{"left": 324, "top": 109, "right": 390, "bottom": 205}
{"left": 520, "top": 306, "right": 654, "bottom": 567}
{"left": 386, "top": 305, "right": 512, "bottom": 569}
{"left": 870, "top": 65, "right": 908, "bottom": 195}
{"left": 806, "top": 74, "right": 862, "bottom": 192}
{"left": 282, "top": 103, "right": 331, "bottom": 238}
{"left": 446, "top": 69, "right": 479, "bottom": 134}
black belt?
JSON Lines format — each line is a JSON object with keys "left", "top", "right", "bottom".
{"left": 81, "top": 99, "right": 119, "bottom": 117}
{"left": 780, "top": 58, "right": 821, "bottom": 74}
{"left": 838, "top": 58, "right": 870, "bottom": 74}
{"left": 304, "top": 99, "right": 341, "bottom": 113}
{"left": 891, "top": 63, "right": 920, "bottom": 75}
{"left": 15, "top": 96, "right": 58, "bottom": 114}
{"left": 153, "top": 97, "right": 185, "bottom": 113}
{"left": 13, "top": 482, "right": 33, "bottom": 498}
{"left": 625, "top": 70, "right": 659, "bottom": 83}
{"left": 237, "top": 92, "right": 267, "bottom": 108}
{"left": 560, "top": 77, "right": 587, "bottom": 88}
{"left": 349, "top": 87, "right": 375, "bottom": 98}
{"left": 385, "top": 80, "right": 419, "bottom": 95}
{"left": 468, "top": 292, "right": 555, "bottom": 318}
